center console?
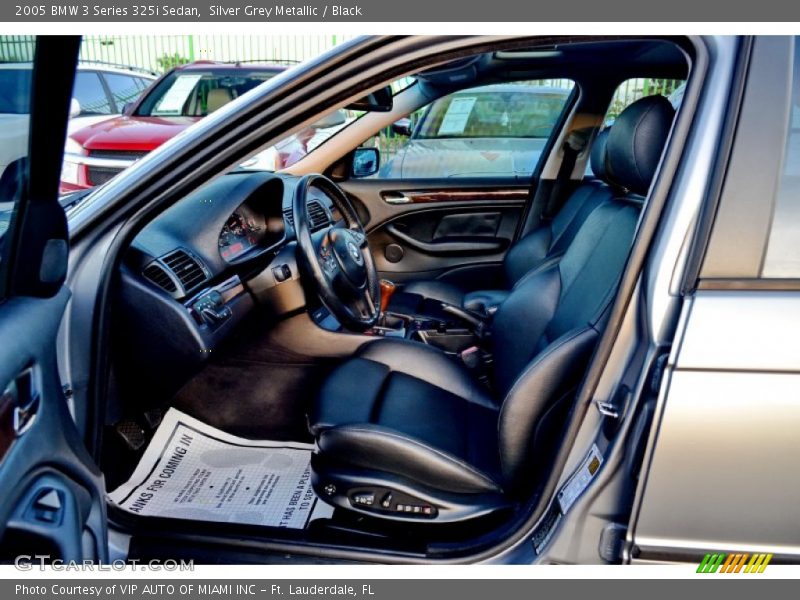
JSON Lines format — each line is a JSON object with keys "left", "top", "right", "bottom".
{"left": 375, "top": 311, "right": 479, "bottom": 354}
{"left": 310, "top": 302, "right": 483, "bottom": 357}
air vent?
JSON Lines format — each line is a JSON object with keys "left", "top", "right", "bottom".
{"left": 283, "top": 200, "right": 331, "bottom": 231}
{"left": 308, "top": 201, "right": 330, "bottom": 230}
{"left": 142, "top": 262, "right": 177, "bottom": 294}
{"left": 161, "top": 249, "right": 208, "bottom": 292}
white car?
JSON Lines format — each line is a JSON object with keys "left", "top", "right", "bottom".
{"left": 0, "top": 61, "right": 155, "bottom": 195}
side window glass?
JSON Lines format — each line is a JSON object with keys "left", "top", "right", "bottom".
{"left": 588, "top": 78, "right": 684, "bottom": 177}
{"left": 104, "top": 73, "right": 146, "bottom": 111}
{"left": 72, "top": 71, "right": 111, "bottom": 116}
{"left": 361, "top": 80, "right": 575, "bottom": 180}
{"left": 0, "top": 61, "right": 32, "bottom": 260}
{"left": 762, "top": 39, "right": 800, "bottom": 277}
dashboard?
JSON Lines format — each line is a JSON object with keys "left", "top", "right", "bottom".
{"left": 117, "top": 171, "right": 342, "bottom": 403}
{"left": 127, "top": 171, "right": 337, "bottom": 299}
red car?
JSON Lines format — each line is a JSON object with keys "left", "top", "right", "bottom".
{"left": 61, "top": 61, "right": 287, "bottom": 192}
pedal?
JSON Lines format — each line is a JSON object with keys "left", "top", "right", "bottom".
{"left": 142, "top": 408, "right": 164, "bottom": 430}
{"left": 115, "top": 420, "right": 147, "bottom": 451}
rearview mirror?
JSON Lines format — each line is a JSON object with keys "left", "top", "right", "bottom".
{"left": 352, "top": 147, "right": 380, "bottom": 178}
{"left": 69, "top": 98, "right": 81, "bottom": 118}
{"left": 346, "top": 86, "right": 393, "bottom": 112}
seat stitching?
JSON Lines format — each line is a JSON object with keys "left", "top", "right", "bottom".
{"left": 332, "top": 425, "right": 502, "bottom": 490}
{"left": 362, "top": 351, "right": 495, "bottom": 410}
{"left": 629, "top": 101, "right": 658, "bottom": 190}
{"left": 549, "top": 184, "right": 604, "bottom": 249}
{"left": 510, "top": 255, "right": 562, "bottom": 291}
{"left": 497, "top": 326, "right": 593, "bottom": 472}
{"left": 367, "top": 367, "right": 393, "bottom": 424}
{"left": 557, "top": 202, "right": 625, "bottom": 299}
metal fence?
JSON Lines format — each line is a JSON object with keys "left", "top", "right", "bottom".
{"left": 608, "top": 77, "right": 683, "bottom": 119}
{"left": 0, "top": 36, "right": 683, "bottom": 176}
{"left": 0, "top": 34, "right": 356, "bottom": 72}
{"left": 0, "top": 37, "right": 682, "bottom": 109}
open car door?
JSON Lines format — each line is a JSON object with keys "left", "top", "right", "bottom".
{"left": 0, "top": 36, "right": 109, "bottom": 565}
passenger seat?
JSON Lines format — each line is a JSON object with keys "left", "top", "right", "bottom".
{"left": 390, "top": 126, "right": 615, "bottom": 317}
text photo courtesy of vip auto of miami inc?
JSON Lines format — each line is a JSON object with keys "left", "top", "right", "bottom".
{"left": 0, "top": 1, "right": 799, "bottom": 591}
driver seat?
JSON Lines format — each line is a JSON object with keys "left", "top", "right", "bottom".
{"left": 308, "top": 96, "right": 675, "bottom": 522}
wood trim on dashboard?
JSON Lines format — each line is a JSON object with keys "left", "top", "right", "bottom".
{"left": 381, "top": 189, "right": 529, "bottom": 205}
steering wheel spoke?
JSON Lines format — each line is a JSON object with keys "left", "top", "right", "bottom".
{"left": 352, "top": 287, "right": 377, "bottom": 320}
{"left": 349, "top": 229, "right": 368, "bottom": 248}
{"left": 293, "top": 174, "right": 379, "bottom": 331}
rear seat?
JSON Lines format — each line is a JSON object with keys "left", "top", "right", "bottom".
{"left": 389, "top": 127, "right": 616, "bottom": 318}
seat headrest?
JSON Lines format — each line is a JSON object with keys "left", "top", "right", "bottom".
{"left": 606, "top": 95, "right": 675, "bottom": 196}
{"left": 590, "top": 128, "right": 610, "bottom": 182}
{"left": 207, "top": 88, "right": 234, "bottom": 113}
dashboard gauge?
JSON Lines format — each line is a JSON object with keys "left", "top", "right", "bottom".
{"left": 219, "top": 206, "right": 266, "bottom": 261}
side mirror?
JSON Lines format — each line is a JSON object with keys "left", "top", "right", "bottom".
{"left": 391, "top": 118, "right": 412, "bottom": 137}
{"left": 69, "top": 98, "right": 81, "bottom": 118}
{"left": 351, "top": 147, "right": 380, "bottom": 178}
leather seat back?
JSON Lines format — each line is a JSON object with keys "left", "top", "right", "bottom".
{"left": 501, "top": 129, "right": 612, "bottom": 287}
{"left": 207, "top": 87, "right": 234, "bottom": 113}
{"left": 491, "top": 95, "right": 675, "bottom": 488}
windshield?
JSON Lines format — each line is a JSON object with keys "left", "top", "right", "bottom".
{"left": 239, "top": 77, "right": 416, "bottom": 173}
{"left": 135, "top": 68, "right": 282, "bottom": 117}
{"left": 0, "top": 67, "right": 32, "bottom": 114}
{"left": 416, "top": 88, "right": 570, "bottom": 139}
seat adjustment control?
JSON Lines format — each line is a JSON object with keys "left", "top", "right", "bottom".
{"left": 348, "top": 487, "right": 437, "bottom": 518}
{"left": 352, "top": 492, "right": 375, "bottom": 506}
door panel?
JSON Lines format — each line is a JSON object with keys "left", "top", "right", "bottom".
{"left": 0, "top": 36, "right": 108, "bottom": 563}
{"left": 342, "top": 177, "right": 527, "bottom": 285}
{"left": 0, "top": 292, "right": 109, "bottom": 563}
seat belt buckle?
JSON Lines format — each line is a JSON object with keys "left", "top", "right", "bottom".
{"left": 595, "top": 385, "right": 631, "bottom": 419}
{"left": 595, "top": 400, "right": 620, "bottom": 419}
{"left": 459, "top": 346, "right": 482, "bottom": 369}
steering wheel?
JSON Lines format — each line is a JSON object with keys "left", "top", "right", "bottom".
{"left": 293, "top": 174, "right": 380, "bottom": 331}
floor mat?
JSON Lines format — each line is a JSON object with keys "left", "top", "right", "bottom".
{"left": 170, "top": 361, "right": 320, "bottom": 442}
{"left": 108, "top": 408, "right": 333, "bottom": 529}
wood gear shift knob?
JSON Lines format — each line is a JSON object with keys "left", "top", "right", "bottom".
{"left": 379, "top": 279, "right": 396, "bottom": 313}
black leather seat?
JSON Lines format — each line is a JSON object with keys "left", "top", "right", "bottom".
{"left": 392, "top": 128, "right": 613, "bottom": 316}
{"left": 309, "top": 96, "right": 675, "bottom": 522}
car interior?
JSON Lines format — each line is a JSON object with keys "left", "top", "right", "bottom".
{"left": 99, "top": 38, "right": 690, "bottom": 561}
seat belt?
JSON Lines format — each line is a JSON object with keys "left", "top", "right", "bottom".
{"left": 543, "top": 130, "right": 588, "bottom": 219}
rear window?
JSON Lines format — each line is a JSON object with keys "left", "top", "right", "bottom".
{"left": 416, "top": 87, "right": 570, "bottom": 139}
{"left": 0, "top": 68, "right": 32, "bottom": 114}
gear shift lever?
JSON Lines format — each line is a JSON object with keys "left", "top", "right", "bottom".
{"left": 379, "top": 279, "right": 396, "bottom": 313}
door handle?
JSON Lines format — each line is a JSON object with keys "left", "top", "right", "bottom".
{"left": 383, "top": 193, "right": 413, "bottom": 205}
{"left": 4, "top": 367, "right": 41, "bottom": 436}
{"left": 386, "top": 224, "right": 508, "bottom": 255}
{"left": 14, "top": 392, "right": 39, "bottom": 436}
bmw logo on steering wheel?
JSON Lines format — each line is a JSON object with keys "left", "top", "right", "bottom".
{"left": 347, "top": 240, "right": 363, "bottom": 265}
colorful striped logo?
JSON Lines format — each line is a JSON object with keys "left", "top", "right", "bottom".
{"left": 697, "top": 553, "right": 773, "bottom": 573}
